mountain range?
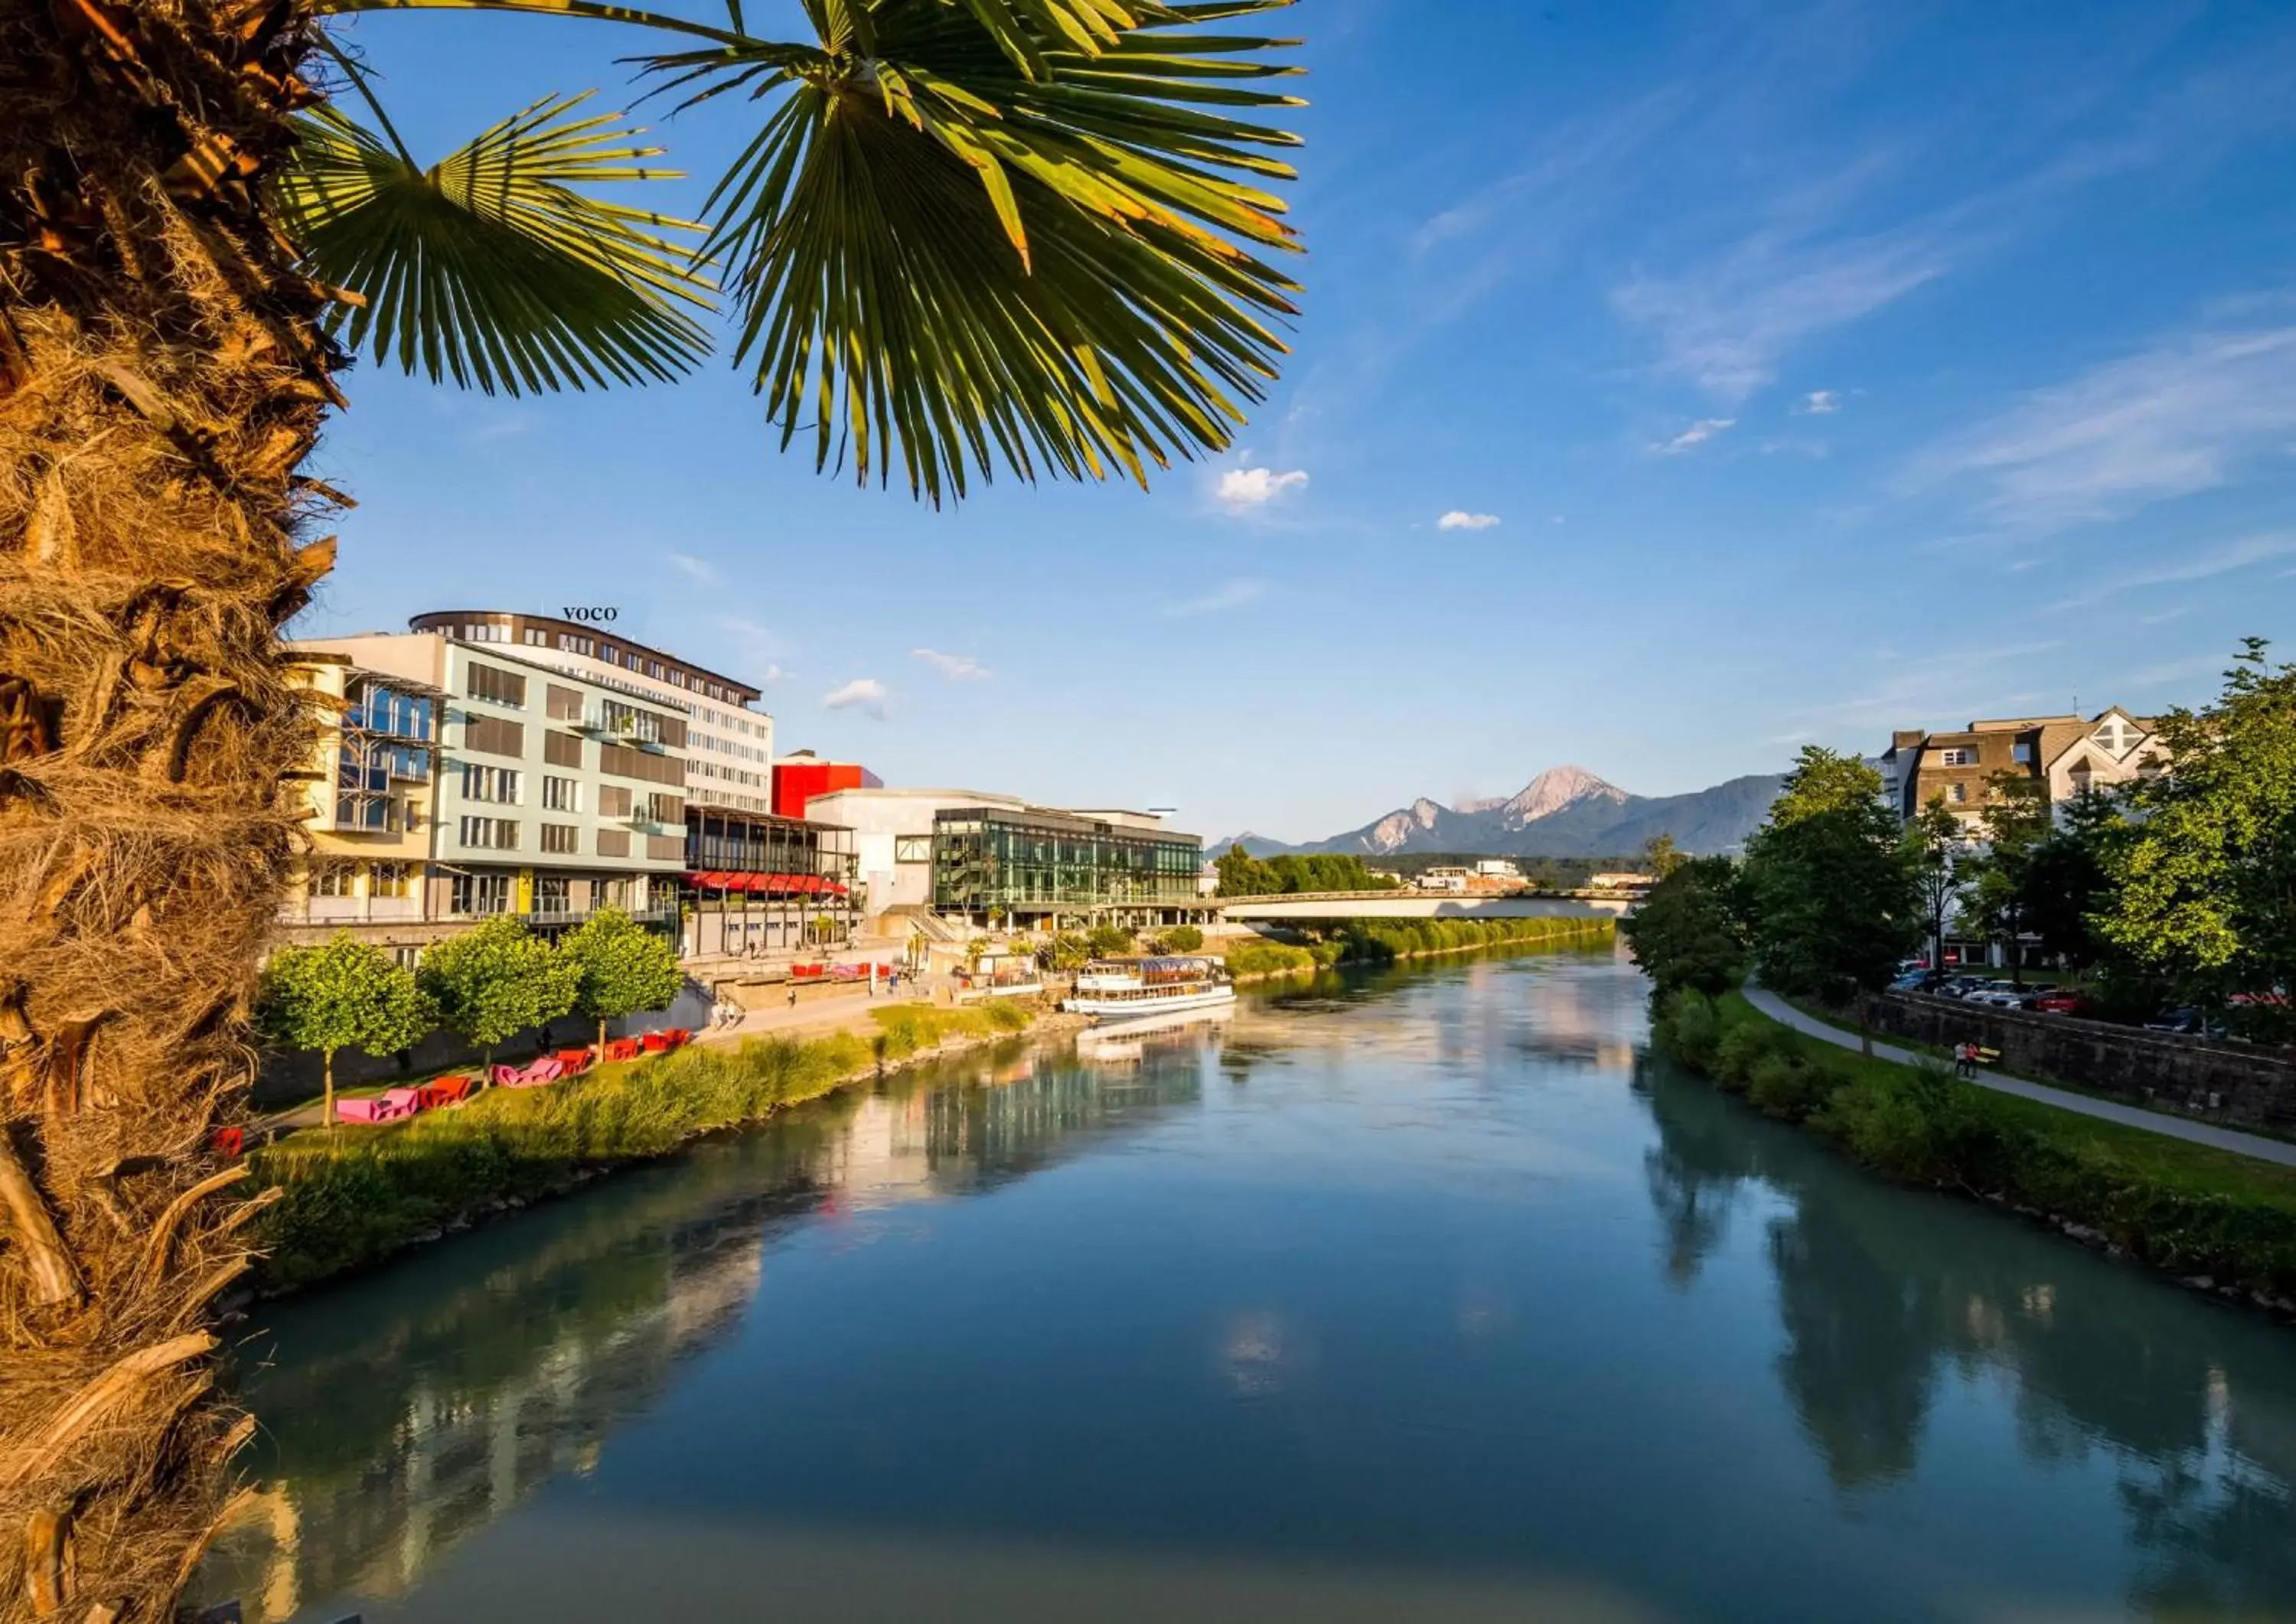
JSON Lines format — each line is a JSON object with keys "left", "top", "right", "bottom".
{"left": 1216, "top": 765, "right": 1786, "bottom": 861}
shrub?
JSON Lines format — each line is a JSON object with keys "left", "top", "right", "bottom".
{"left": 1711, "top": 1020, "right": 1781, "bottom": 1094}
{"left": 1654, "top": 989, "right": 1720, "bottom": 1068}
{"left": 1746, "top": 1052, "right": 1844, "bottom": 1123}
{"left": 1162, "top": 925, "right": 1205, "bottom": 954}
{"left": 1225, "top": 941, "right": 1316, "bottom": 977}
{"left": 1085, "top": 924, "right": 1135, "bottom": 957}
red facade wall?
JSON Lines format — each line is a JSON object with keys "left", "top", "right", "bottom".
{"left": 772, "top": 760, "right": 869, "bottom": 819}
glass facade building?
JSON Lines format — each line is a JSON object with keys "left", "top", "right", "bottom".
{"left": 931, "top": 807, "right": 1202, "bottom": 921}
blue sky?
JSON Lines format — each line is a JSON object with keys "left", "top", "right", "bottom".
{"left": 295, "top": 0, "right": 2296, "bottom": 843}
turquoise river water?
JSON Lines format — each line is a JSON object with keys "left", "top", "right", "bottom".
{"left": 197, "top": 946, "right": 2296, "bottom": 1622}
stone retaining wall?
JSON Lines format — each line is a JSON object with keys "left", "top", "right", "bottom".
{"left": 1861, "top": 993, "right": 2296, "bottom": 1134}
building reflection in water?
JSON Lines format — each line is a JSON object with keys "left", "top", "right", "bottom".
{"left": 1633, "top": 1055, "right": 2296, "bottom": 1616}
{"left": 197, "top": 1032, "right": 1211, "bottom": 1622}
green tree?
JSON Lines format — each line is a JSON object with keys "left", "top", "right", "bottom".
{"left": 1903, "top": 797, "right": 1969, "bottom": 977}
{"left": 1086, "top": 923, "right": 1137, "bottom": 957}
{"left": 1215, "top": 843, "right": 1278, "bottom": 897}
{"left": 256, "top": 936, "right": 432, "bottom": 1127}
{"left": 2100, "top": 640, "right": 2296, "bottom": 1035}
{"left": 1620, "top": 857, "right": 1746, "bottom": 998}
{"left": 1162, "top": 925, "right": 1206, "bottom": 954}
{"left": 559, "top": 908, "right": 685, "bottom": 1061}
{"left": 2019, "top": 788, "right": 2123, "bottom": 972}
{"left": 1642, "top": 833, "right": 1688, "bottom": 880}
{"left": 417, "top": 918, "right": 579, "bottom": 1077}
{"left": 1964, "top": 772, "right": 2054, "bottom": 985}
{"left": 1743, "top": 748, "right": 1919, "bottom": 1052}
{"left": 5, "top": 2, "right": 1306, "bottom": 1603}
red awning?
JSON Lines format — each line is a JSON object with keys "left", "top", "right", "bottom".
{"left": 683, "top": 870, "right": 848, "bottom": 897}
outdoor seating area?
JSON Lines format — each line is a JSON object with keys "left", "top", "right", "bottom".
{"left": 320, "top": 1032, "right": 696, "bottom": 1130}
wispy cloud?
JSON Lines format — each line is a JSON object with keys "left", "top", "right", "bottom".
{"left": 1614, "top": 228, "right": 1950, "bottom": 401}
{"left": 1904, "top": 321, "right": 2296, "bottom": 531}
{"left": 667, "top": 552, "right": 720, "bottom": 585}
{"left": 1658, "top": 418, "right": 1737, "bottom": 455}
{"left": 713, "top": 616, "right": 790, "bottom": 686}
{"left": 2048, "top": 532, "right": 2296, "bottom": 611}
{"left": 1437, "top": 510, "right": 1502, "bottom": 531}
{"left": 911, "top": 647, "right": 990, "bottom": 681}
{"left": 1166, "top": 578, "right": 1269, "bottom": 618}
{"left": 823, "top": 678, "right": 888, "bottom": 719}
{"left": 1217, "top": 467, "right": 1309, "bottom": 510}
{"left": 2126, "top": 651, "right": 2237, "bottom": 690}
{"left": 1798, "top": 390, "right": 1842, "bottom": 415}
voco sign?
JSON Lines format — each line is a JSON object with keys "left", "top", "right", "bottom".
{"left": 562, "top": 606, "right": 620, "bottom": 623}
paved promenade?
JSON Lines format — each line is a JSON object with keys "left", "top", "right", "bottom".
{"left": 1743, "top": 983, "right": 2296, "bottom": 1169}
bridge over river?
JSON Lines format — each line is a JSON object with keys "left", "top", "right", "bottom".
{"left": 1214, "top": 889, "right": 1632, "bottom": 923}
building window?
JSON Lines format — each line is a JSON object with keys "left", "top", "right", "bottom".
{"left": 2011, "top": 741, "right": 2033, "bottom": 765}
{"left": 597, "top": 784, "right": 634, "bottom": 818}
{"left": 523, "top": 628, "right": 548, "bottom": 647}
{"left": 2094, "top": 718, "right": 2131, "bottom": 754}
{"left": 540, "top": 823, "right": 579, "bottom": 854}
{"left": 462, "top": 763, "right": 520, "bottom": 804}
{"left": 1938, "top": 747, "right": 1977, "bottom": 767}
{"left": 643, "top": 791, "right": 684, "bottom": 825}
{"left": 546, "top": 683, "right": 584, "bottom": 722}
{"left": 462, "top": 715, "right": 525, "bottom": 758}
{"left": 371, "top": 861, "right": 413, "bottom": 898}
{"left": 466, "top": 663, "right": 527, "bottom": 709}
{"left": 535, "top": 876, "right": 571, "bottom": 914}
{"left": 452, "top": 872, "right": 511, "bottom": 915}
{"left": 1949, "top": 784, "right": 1967, "bottom": 804}
{"left": 459, "top": 816, "right": 520, "bottom": 850}
{"left": 311, "top": 863, "right": 356, "bottom": 898}
{"left": 895, "top": 836, "right": 932, "bottom": 863}
{"left": 543, "top": 730, "right": 584, "bottom": 768}
{"left": 390, "top": 945, "right": 422, "bottom": 970}
{"left": 595, "top": 829, "right": 631, "bottom": 858}
{"left": 542, "top": 774, "right": 581, "bottom": 812}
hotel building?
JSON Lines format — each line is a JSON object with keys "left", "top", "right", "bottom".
{"left": 408, "top": 611, "right": 773, "bottom": 814}
{"left": 286, "top": 632, "right": 690, "bottom": 940}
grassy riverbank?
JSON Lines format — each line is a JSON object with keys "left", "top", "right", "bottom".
{"left": 1225, "top": 915, "right": 1615, "bottom": 980}
{"left": 1654, "top": 989, "right": 2296, "bottom": 1308}
{"left": 253, "top": 1000, "right": 1038, "bottom": 1293}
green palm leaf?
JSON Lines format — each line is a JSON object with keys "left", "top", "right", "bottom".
{"left": 661, "top": 0, "right": 1305, "bottom": 501}
{"left": 276, "top": 93, "right": 717, "bottom": 395}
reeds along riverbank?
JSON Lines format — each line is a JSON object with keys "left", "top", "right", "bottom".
{"left": 251, "top": 1001, "right": 1049, "bottom": 1294}
{"left": 1654, "top": 989, "right": 2296, "bottom": 1316}
{"left": 1224, "top": 916, "right": 1616, "bottom": 983}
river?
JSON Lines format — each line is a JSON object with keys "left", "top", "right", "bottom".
{"left": 197, "top": 946, "right": 2296, "bottom": 1623}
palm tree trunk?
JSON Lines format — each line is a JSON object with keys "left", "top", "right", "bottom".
{"left": 1, "top": 2, "right": 337, "bottom": 1616}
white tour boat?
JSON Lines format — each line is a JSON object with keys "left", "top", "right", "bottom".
{"left": 1062, "top": 957, "right": 1238, "bottom": 1022}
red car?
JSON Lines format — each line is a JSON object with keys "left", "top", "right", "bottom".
{"left": 2032, "top": 992, "right": 2088, "bottom": 1016}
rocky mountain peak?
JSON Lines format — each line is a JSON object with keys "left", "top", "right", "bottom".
{"left": 1500, "top": 765, "right": 1626, "bottom": 827}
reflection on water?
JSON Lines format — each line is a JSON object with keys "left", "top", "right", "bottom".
{"left": 201, "top": 949, "right": 2296, "bottom": 1624}
{"left": 202, "top": 1039, "right": 1207, "bottom": 1620}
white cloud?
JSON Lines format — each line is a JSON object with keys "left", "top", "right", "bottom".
{"left": 1437, "top": 510, "right": 1502, "bottom": 531}
{"left": 1799, "top": 390, "right": 1841, "bottom": 415}
{"left": 1905, "top": 321, "right": 2296, "bottom": 530}
{"left": 911, "top": 647, "right": 990, "bottom": 681}
{"left": 1658, "top": 418, "right": 1737, "bottom": 455}
{"left": 1217, "top": 467, "right": 1309, "bottom": 509}
{"left": 1165, "top": 578, "right": 1269, "bottom": 618}
{"left": 2048, "top": 532, "right": 2296, "bottom": 611}
{"left": 1614, "top": 229, "right": 1950, "bottom": 401}
{"left": 667, "top": 552, "right": 720, "bottom": 585}
{"left": 822, "top": 678, "right": 888, "bottom": 719}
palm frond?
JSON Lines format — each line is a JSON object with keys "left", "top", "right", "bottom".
{"left": 657, "top": 0, "right": 1305, "bottom": 502}
{"left": 275, "top": 93, "right": 717, "bottom": 396}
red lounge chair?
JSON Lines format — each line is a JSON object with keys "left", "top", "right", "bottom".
{"left": 417, "top": 1076, "right": 473, "bottom": 1110}
{"left": 556, "top": 1047, "right": 595, "bottom": 1074}
{"left": 605, "top": 1037, "right": 643, "bottom": 1063}
{"left": 660, "top": 1028, "right": 692, "bottom": 1051}
{"left": 383, "top": 1087, "right": 425, "bottom": 1116}
{"left": 210, "top": 1127, "right": 244, "bottom": 1159}
{"left": 640, "top": 1031, "right": 671, "bottom": 1052}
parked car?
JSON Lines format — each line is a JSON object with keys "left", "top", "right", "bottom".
{"left": 2032, "top": 991, "right": 2088, "bottom": 1016}
{"left": 2145, "top": 1008, "right": 2230, "bottom": 1040}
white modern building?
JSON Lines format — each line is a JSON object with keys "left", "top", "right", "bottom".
{"left": 804, "top": 787, "right": 1032, "bottom": 923}
{"left": 409, "top": 611, "right": 774, "bottom": 814}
